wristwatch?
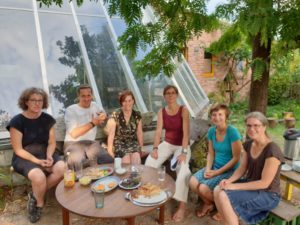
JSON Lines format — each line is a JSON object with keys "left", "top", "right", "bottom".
{"left": 182, "top": 148, "right": 188, "bottom": 155}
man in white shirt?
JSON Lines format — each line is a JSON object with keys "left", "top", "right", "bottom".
{"left": 64, "top": 84, "right": 113, "bottom": 166}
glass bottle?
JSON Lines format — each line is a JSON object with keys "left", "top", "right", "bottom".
{"left": 64, "top": 152, "right": 75, "bottom": 188}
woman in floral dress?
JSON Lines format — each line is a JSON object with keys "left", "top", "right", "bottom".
{"left": 106, "top": 90, "right": 143, "bottom": 164}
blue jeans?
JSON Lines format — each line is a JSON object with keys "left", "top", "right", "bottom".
{"left": 225, "top": 189, "right": 281, "bottom": 224}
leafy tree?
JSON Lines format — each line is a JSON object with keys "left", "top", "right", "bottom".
{"left": 39, "top": 0, "right": 300, "bottom": 114}
{"left": 214, "top": 0, "right": 300, "bottom": 113}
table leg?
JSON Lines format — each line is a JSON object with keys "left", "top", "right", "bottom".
{"left": 284, "top": 183, "right": 293, "bottom": 201}
{"left": 127, "top": 217, "right": 135, "bottom": 225}
{"left": 62, "top": 207, "right": 70, "bottom": 225}
{"left": 158, "top": 205, "right": 165, "bottom": 224}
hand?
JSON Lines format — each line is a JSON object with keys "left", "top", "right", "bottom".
{"left": 46, "top": 155, "right": 54, "bottom": 167}
{"left": 177, "top": 154, "right": 186, "bottom": 164}
{"left": 151, "top": 149, "right": 158, "bottom": 159}
{"left": 220, "top": 181, "right": 235, "bottom": 190}
{"left": 39, "top": 159, "right": 50, "bottom": 168}
{"left": 108, "top": 151, "right": 115, "bottom": 158}
{"left": 204, "top": 169, "right": 218, "bottom": 179}
{"left": 219, "top": 179, "right": 229, "bottom": 189}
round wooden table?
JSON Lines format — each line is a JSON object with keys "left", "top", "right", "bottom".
{"left": 55, "top": 164, "right": 175, "bottom": 225}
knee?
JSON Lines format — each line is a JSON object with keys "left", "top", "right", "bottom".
{"left": 28, "top": 169, "right": 46, "bottom": 184}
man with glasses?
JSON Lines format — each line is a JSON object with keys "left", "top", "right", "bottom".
{"left": 63, "top": 84, "right": 113, "bottom": 167}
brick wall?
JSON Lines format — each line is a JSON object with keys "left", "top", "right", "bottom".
{"left": 186, "top": 30, "right": 251, "bottom": 101}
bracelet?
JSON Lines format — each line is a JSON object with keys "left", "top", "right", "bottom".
{"left": 90, "top": 122, "right": 95, "bottom": 127}
{"left": 153, "top": 147, "right": 158, "bottom": 150}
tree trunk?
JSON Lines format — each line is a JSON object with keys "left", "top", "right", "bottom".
{"left": 248, "top": 33, "right": 271, "bottom": 114}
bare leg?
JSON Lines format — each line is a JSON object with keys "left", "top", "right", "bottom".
{"left": 172, "top": 201, "right": 186, "bottom": 222}
{"left": 28, "top": 168, "right": 47, "bottom": 207}
{"left": 214, "top": 186, "right": 239, "bottom": 225}
{"left": 46, "top": 161, "right": 64, "bottom": 190}
{"left": 189, "top": 176, "right": 214, "bottom": 217}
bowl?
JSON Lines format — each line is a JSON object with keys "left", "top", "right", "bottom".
{"left": 116, "top": 168, "right": 127, "bottom": 175}
{"left": 79, "top": 176, "right": 91, "bottom": 186}
{"left": 292, "top": 161, "right": 300, "bottom": 172}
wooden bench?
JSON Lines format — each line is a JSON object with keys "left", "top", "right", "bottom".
{"left": 259, "top": 200, "right": 300, "bottom": 225}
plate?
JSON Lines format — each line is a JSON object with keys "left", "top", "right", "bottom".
{"left": 84, "top": 166, "right": 114, "bottom": 180}
{"left": 292, "top": 161, "right": 300, "bottom": 172}
{"left": 119, "top": 178, "right": 141, "bottom": 190}
{"left": 132, "top": 190, "right": 168, "bottom": 204}
{"left": 126, "top": 191, "right": 170, "bottom": 207}
{"left": 281, "top": 164, "right": 292, "bottom": 171}
{"left": 91, "top": 176, "right": 120, "bottom": 193}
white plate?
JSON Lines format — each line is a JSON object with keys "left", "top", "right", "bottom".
{"left": 131, "top": 190, "right": 167, "bottom": 204}
{"left": 91, "top": 176, "right": 120, "bottom": 193}
{"left": 281, "top": 164, "right": 292, "bottom": 171}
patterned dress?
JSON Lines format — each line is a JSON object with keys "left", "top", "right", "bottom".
{"left": 111, "top": 109, "right": 142, "bottom": 158}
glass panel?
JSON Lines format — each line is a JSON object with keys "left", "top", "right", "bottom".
{"left": 77, "top": 16, "right": 129, "bottom": 112}
{"left": 0, "top": 9, "right": 42, "bottom": 132}
{"left": 39, "top": 12, "right": 88, "bottom": 118}
{"left": 37, "top": 0, "right": 71, "bottom": 13}
{"left": 0, "top": 0, "right": 32, "bottom": 8}
{"left": 74, "top": 1, "right": 105, "bottom": 16}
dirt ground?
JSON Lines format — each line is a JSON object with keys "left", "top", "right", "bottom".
{"left": 0, "top": 181, "right": 299, "bottom": 225}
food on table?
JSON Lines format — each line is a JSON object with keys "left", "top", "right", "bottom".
{"left": 94, "top": 183, "right": 105, "bottom": 191}
{"left": 79, "top": 176, "right": 91, "bottom": 186}
{"left": 131, "top": 183, "right": 162, "bottom": 199}
{"left": 84, "top": 167, "right": 111, "bottom": 180}
{"left": 120, "top": 177, "right": 140, "bottom": 188}
{"left": 108, "top": 182, "right": 116, "bottom": 188}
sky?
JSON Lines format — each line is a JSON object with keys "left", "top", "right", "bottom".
{"left": 207, "top": 0, "right": 227, "bottom": 14}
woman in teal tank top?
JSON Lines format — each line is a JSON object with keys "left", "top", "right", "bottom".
{"left": 189, "top": 103, "right": 242, "bottom": 221}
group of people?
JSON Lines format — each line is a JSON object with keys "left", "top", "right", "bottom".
{"left": 7, "top": 84, "right": 284, "bottom": 225}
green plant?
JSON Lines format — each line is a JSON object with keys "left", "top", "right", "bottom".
{"left": 268, "top": 74, "right": 291, "bottom": 105}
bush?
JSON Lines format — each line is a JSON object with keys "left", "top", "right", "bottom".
{"left": 268, "top": 74, "right": 291, "bottom": 105}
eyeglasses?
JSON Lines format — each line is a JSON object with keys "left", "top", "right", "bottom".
{"left": 28, "top": 99, "right": 43, "bottom": 104}
{"left": 164, "top": 92, "right": 177, "bottom": 95}
{"left": 246, "top": 124, "right": 263, "bottom": 129}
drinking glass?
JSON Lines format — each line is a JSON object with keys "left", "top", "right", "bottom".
{"left": 158, "top": 166, "right": 166, "bottom": 182}
{"left": 93, "top": 190, "right": 105, "bottom": 208}
{"left": 74, "top": 161, "right": 83, "bottom": 180}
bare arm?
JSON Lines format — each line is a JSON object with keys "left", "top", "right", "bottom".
{"left": 137, "top": 119, "right": 143, "bottom": 149}
{"left": 176, "top": 107, "right": 190, "bottom": 164}
{"left": 46, "top": 126, "right": 56, "bottom": 166}
{"left": 10, "top": 128, "right": 47, "bottom": 166}
{"left": 206, "top": 140, "right": 215, "bottom": 170}
{"left": 181, "top": 107, "right": 190, "bottom": 149}
{"left": 106, "top": 118, "right": 116, "bottom": 157}
{"left": 224, "top": 156, "right": 281, "bottom": 190}
{"left": 151, "top": 109, "right": 163, "bottom": 159}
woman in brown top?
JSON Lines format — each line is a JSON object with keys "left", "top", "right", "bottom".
{"left": 214, "top": 111, "right": 284, "bottom": 225}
